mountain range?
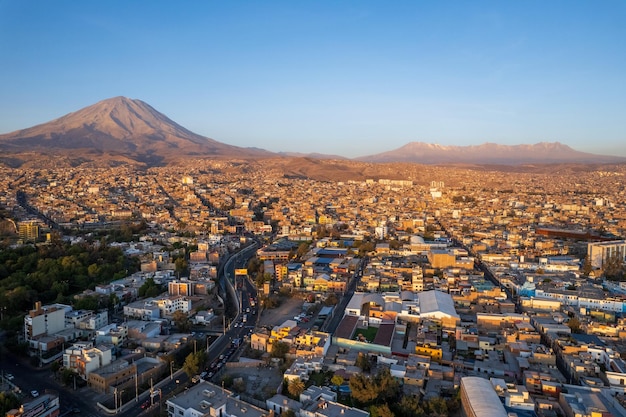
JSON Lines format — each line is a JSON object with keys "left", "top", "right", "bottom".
{"left": 1, "top": 96, "right": 624, "bottom": 168}
{"left": 356, "top": 141, "right": 626, "bottom": 165}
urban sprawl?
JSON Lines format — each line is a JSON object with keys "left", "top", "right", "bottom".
{"left": 2, "top": 161, "right": 626, "bottom": 417}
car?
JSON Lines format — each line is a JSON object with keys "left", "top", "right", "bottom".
{"left": 141, "top": 400, "right": 151, "bottom": 409}
{"left": 5, "top": 373, "right": 14, "bottom": 381}
{"left": 31, "top": 390, "right": 39, "bottom": 397}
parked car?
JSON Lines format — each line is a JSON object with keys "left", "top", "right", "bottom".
{"left": 31, "top": 390, "right": 39, "bottom": 397}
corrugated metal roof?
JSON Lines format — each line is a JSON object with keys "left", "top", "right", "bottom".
{"left": 460, "top": 377, "right": 507, "bottom": 417}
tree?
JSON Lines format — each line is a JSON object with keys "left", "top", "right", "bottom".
{"left": 567, "top": 317, "right": 582, "bottom": 334}
{"left": 175, "top": 257, "right": 188, "bottom": 275}
{"left": 396, "top": 395, "right": 424, "bottom": 417}
{"left": 271, "top": 341, "right": 290, "bottom": 359}
{"left": 331, "top": 375, "right": 344, "bottom": 387}
{"left": 358, "top": 241, "right": 375, "bottom": 256}
{"left": 355, "top": 352, "right": 371, "bottom": 372}
{"left": 287, "top": 378, "right": 305, "bottom": 398}
{"left": 581, "top": 256, "right": 593, "bottom": 276}
{"left": 296, "top": 243, "right": 310, "bottom": 259}
{"left": 324, "top": 293, "right": 339, "bottom": 306}
{"left": 349, "top": 374, "right": 378, "bottom": 404}
{"left": 232, "top": 378, "right": 247, "bottom": 393}
{"left": 183, "top": 353, "right": 198, "bottom": 377}
{"left": 0, "top": 392, "right": 20, "bottom": 417}
{"left": 61, "top": 369, "right": 77, "bottom": 386}
{"left": 172, "top": 310, "right": 191, "bottom": 332}
{"left": 370, "top": 404, "right": 394, "bottom": 417}
{"left": 425, "top": 397, "right": 448, "bottom": 417}
{"left": 50, "top": 361, "right": 60, "bottom": 375}
{"left": 604, "top": 253, "right": 625, "bottom": 281}
{"left": 374, "top": 367, "right": 399, "bottom": 402}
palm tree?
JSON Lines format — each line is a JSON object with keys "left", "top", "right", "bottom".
{"left": 287, "top": 378, "right": 305, "bottom": 398}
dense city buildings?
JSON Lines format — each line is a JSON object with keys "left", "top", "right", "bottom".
{"left": 2, "top": 161, "right": 626, "bottom": 416}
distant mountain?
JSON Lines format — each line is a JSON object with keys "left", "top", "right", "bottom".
{"left": 0, "top": 96, "right": 273, "bottom": 167}
{"left": 277, "top": 151, "right": 348, "bottom": 160}
{"left": 356, "top": 141, "right": 626, "bottom": 165}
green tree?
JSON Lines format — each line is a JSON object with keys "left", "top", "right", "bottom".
{"left": 425, "top": 397, "right": 448, "bottom": 417}
{"left": 271, "top": 341, "right": 290, "bottom": 359}
{"left": 232, "top": 378, "right": 246, "bottom": 393}
{"left": 370, "top": 404, "right": 394, "bottom": 417}
{"left": 396, "top": 395, "right": 424, "bottom": 417}
{"left": 567, "top": 316, "right": 582, "bottom": 334}
{"left": 581, "top": 256, "right": 593, "bottom": 276}
{"left": 296, "top": 243, "right": 310, "bottom": 259}
{"left": 50, "top": 361, "right": 60, "bottom": 375}
{"left": 172, "top": 310, "right": 191, "bottom": 332}
{"left": 604, "top": 253, "right": 625, "bottom": 281}
{"left": 324, "top": 293, "right": 339, "bottom": 306}
{"left": 74, "top": 295, "right": 100, "bottom": 311}
{"left": 175, "top": 257, "right": 188, "bottom": 274}
{"left": 0, "top": 392, "right": 20, "bottom": 416}
{"left": 349, "top": 373, "right": 378, "bottom": 404}
{"left": 183, "top": 352, "right": 201, "bottom": 377}
{"left": 287, "top": 378, "right": 305, "bottom": 398}
{"left": 358, "top": 241, "right": 375, "bottom": 256}
{"left": 374, "top": 367, "right": 399, "bottom": 402}
{"left": 61, "top": 369, "right": 77, "bottom": 386}
{"left": 355, "top": 352, "right": 371, "bottom": 372}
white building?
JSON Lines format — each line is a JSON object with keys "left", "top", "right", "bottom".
{"left": 587, "top": 240, "right": 626, "bottom": 269}
{"left": 166, "top": 381, "right": 267, "bottom": 417}
{"left": 63, "top": 341, "right": 113, "bottom": 380}
{"left": 24, "top": 302, "right": 70, "bottom": 342}
{"left": 123, "top": 300, "right": 160, "bottom": 320}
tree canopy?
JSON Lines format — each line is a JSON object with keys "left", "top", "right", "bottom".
{"left": 0, "top": 240, "right": 138, "bottom": 329}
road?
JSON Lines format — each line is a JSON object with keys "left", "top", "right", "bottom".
{"left": 0, "top": 240, "right": 262, "bottom": 417}
{"left": 118, "top": 242, "right": 259, "bottom": 416}
{"left": 323, "top": 257, "right": 367, "bottom": 334}
{"left": 0, "top": 349, "right": 99, "bottom": 417}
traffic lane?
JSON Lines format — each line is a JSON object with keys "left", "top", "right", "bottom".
{"left": 0, "top": 352, "right": 100, "bottom": 416}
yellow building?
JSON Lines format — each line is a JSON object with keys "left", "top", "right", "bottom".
{"left": 415, "top": 344, "right": 443, "bottom": 361}
{"left": 18, "top": 221, "right": 39, "bottom": 241}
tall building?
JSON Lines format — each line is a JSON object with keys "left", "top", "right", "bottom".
{"left": 587, "top": 240, "right": 626, "bottom": 269}
{"left": 24, "top": 302, "right": 68, "bottom": 343}
{"left": 18, "top": 221, "right": 39, "bottom": 241}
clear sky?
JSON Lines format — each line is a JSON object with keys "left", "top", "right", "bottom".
{"left": 1, "top": 1, "right": 625, "bottom": 158}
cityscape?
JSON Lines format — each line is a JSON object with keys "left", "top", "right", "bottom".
{"left": 1, "top": 2, "right": 626, "bottom": 417}
{"left": 0, "top": 146, "right": 626, "bottom": 417}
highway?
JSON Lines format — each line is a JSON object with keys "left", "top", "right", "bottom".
{"left": 117, "top": 241, "right": 260, "bottom": 416}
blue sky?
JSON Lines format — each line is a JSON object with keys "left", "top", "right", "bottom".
{"left": 1, "top": 1, "right": 625, "bottom": 158}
